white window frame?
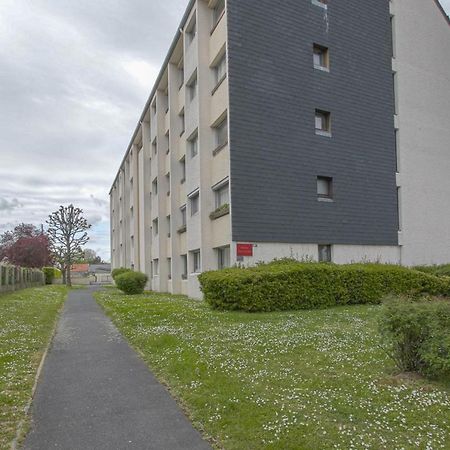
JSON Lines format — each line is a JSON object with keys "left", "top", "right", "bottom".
{"left": 189, "top": 131, "right": 199, "bottom": 158}
{"left": 214, "top": 52, "right": 227, "bottom": 87}
{"left": 315, "top": 109, "right": 331, "bottom": 136}
{"left": 189, "top": 190, "right": 200, "bottom": 216}
{"left": 191, "top": 250, "right": 201, "bottom": 273}
{"left": 317, "top": 176, "right": 333, "bottom": 200}
{"left": 180, "top": 205, "right": 187, "bottom": 226}
{"left": 181, "top": 254, "right": 188, "bottom": 279}
{"left": 213, "top": 178, "right": 229, "bottom": 209}
{"left": 217, "top": 246, "right": 231, "bottom": 270}
{"left": 214, "top": 117, "right": 228, "bottom": 150}
{"left": 187, "top": 73, "right": 197, "bottom": 102}
{"left": 313, "top": 44, "right": 329, "bottom": 71}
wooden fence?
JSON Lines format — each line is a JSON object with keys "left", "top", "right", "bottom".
{"left": 0, "top": 264, "right": 45, "bottom": 293}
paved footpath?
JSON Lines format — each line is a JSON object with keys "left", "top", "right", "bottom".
{"left": 24, "top": 287, "right": 211, "bottom": 450}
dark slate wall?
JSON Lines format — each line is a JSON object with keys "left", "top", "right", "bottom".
{"left": 227, "top": 0, "right": 398, "bottom": 245}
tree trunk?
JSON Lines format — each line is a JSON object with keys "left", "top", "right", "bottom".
{"left": 66, "top": 266, "right": 72, "bottom": 287}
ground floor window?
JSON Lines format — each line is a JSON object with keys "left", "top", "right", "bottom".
{"left": 191, "top": 250, "right": 201, "bottom": 273}
{"left": 217, "top": 246, "right": 231, "bottom": 269}
{"left": 181, "top": 254, "right": 187, "bottom": 279}
{"left": 318, "top": 245, "right": 332, "bottom": 263}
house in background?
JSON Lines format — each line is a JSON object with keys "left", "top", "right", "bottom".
{"left": 89, "top": 264, "right": 112, "bottom": 284}
{"left": 110, "top": 0, "right": 450, "bottom": 298}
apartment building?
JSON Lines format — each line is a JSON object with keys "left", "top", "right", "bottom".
{"left": 110, "top": 0, "right": 450, "bottom": 298}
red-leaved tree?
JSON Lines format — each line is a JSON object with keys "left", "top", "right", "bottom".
{"left": 0, "top": 223, "right": 52, "bottom": 268}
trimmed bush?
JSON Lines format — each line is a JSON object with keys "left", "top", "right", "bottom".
{"left": 112, "top": 267, "right": 133, "bottom": 281}
{"left": 379, "top": 297, "right": 450, "bottom": 378}
{"left": 198, "top": 262, "right": 449, "bottom": 312}
{"left": 42, "top": 267, "right": 60, "bottom": 285}
{"left": 115, "top": 271, "right": 148, "bottom": 295}
{"left": 414, "top": 264, "right": 450, "bottom": 278}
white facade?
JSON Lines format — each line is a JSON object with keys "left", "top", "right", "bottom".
{"left": 391, "top": 0, "right": 450, "bottom": 265}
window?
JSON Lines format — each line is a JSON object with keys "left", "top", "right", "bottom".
{"left": 312, "top": 0, "right": 328, "bottom": 9}
{"left": 313, "top": 44, "right": 329, "bottom": 71}
{"left": 179, "top": 110, "right": 185, "bottom": 136}
{"left": 212, "top": 0, "right": 225, "bottom": 28}
{"left": 179, "top": 65, "right": 184, "bottom": 89}
{"left": 190, "top": 191, "right": 200, "bottom": 216}
{"left": 181, "top": 205, "right": 187, "bottom": 226}
{"left": 167, "top": 215, "right": 171, "bottom": 237}
{"left": 188, "top": 73, "right": 197, "bottom": 102}
{"left": 394, "top": 129, "right": 399, "bottom": 172}
{"left": 393, "top": 72, "right": 398, "bottom": 115}
{"left": 167, "top": 258, "right": 172, "bottom": 280}
{"left": 217, "top": 246, "right": 230, "bottom": 269}
{"left": 152, "top": 178, "right": 158, "bottom": 195}
{"left": 317, "top": 176, "right": 333, "bottom": 200}
{"left": 152, "top": 140, "right": 157, "bottom": 155}
{"left": 181, "top": 254, "right": 188, "bottom": 279}
{"left": 213, "top": 52, "right": 227, "bottom": 88}
{"left": 153, "top": 259, "right": 159, "bottom": 276}
{"left": 180, "top": 157, "right": 186, "bottom": 183}
{"left": 189, "top": 132, "right": 198, "bottom": 157}
{"left": 318, "top": 245, "right": 332, "bottom": 263}
{"left": 151, "top": 102, "right": 156, "bottom": 116}
{"left": 166, "top": 173, "right": 170, "bottom": 196}
{"left": 191, "top": 250, "right": 201, "bottom": 273}
{"left": 315, "top": 109, "right": 331, "bottom": 136}
{"left": 214, "top": 117, "right": 228, "bottom": 150}
{"left": 153, "top": 218, "right": 159, "bottom": 236}
{"left": 390, "top": 15, "right": 396, "bottom": 59}
{"left": 214, "top": 181, "right": 229, "bottom": 209}
{"left": 186, "top": 16, "right": 196, "bottom": 45}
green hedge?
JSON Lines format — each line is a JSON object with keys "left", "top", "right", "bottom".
{"left": 414, "top": 264, "right": 450, "bottom": 277}
{"left": 115, "top": 271, "right": 148, "bottom": 295}
{"left": 198, "top": 262, "right": 449, "bottom": 312}
{"left": 379, "top": 297, "right": 450, "bottom": 378}
{"left": 112, "top": 267, "right": 133, "bottom": 281}
{"left": 42, "top": 267, "right": 61, "bottom": 285}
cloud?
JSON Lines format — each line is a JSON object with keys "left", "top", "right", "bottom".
{"left": 0, "top": 198, "right": 22, "bottom": 212}
{"left": 0, "top": 0, "right": 188, "bottom": 260}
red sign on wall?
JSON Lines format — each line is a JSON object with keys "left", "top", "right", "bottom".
{"left": 237, "top": 243, "right": 253, "bottom": 257}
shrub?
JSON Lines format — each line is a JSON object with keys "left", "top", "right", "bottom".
{"left": 42, "top": 267, "right": 60, "bottom": 285}
{"left": 379, "top": 297, "right": 450, "bottom": 378}
{"left": 112, "top": 267, "right": 133, "bottom": 281}
{"left": 198, "top": 262, "right": 449, "bottom": 312}
{"left": 414, "top": 264, "right": 450, "bottom": 277}
{"left": 115, "top": 271, "right": 148, "bottom": 295}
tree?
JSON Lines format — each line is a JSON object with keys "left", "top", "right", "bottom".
{"left": 0, "top": 223, "right": 52, "bottom": 268}
{"left": 47, "top": 205, "right": 91, "bottom": 287}
{"left": 80, "top": 248, "right": 102, "bottom": 264}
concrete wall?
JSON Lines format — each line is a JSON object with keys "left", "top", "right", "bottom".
{"left": 392, "top": 0, "right": 450, "bottom": 265}
{"left": 231, "top": 242, "right": 400, "bottom": 267}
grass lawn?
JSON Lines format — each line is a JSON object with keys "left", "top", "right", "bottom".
{"left": 0, "top": 286, "right": 68, "bottom": 449}
{"left": 96, "top": 289, "right": 450, "bottom": 450}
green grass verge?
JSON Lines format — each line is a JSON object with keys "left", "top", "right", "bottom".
{"left": 0, "top": 286, "right": 68, "bottom": 449}
{"left": 96, "top": 289, "right": 450, "bottom": 450}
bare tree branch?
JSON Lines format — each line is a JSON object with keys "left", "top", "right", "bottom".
{"left": 47, "top": 204, "right": 91, "bottom": 287}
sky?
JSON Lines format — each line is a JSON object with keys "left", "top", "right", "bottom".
{"left": 0, "top": 0, "right": 449, "bottom": 262}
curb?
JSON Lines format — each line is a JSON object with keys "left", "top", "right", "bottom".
{"left": 10, "top": 305, "right": 64, "bottom": 450}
